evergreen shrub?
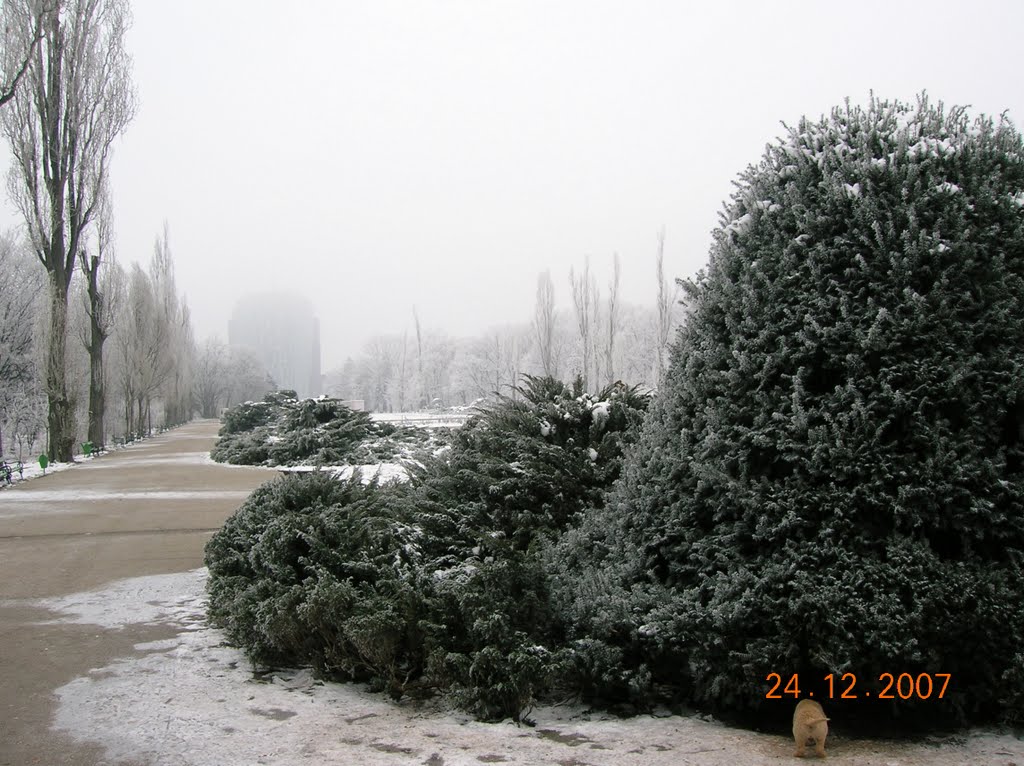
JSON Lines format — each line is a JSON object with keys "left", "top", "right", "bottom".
{"left": 205, "top": 472, "right": 429, "bottom": 695}
{"left": 210, "top": 390, "right": 441, "bottom": 467}
{"left": 205, "top": 376, "right": 650, "bottom": 720}
{"left": 562, "top": 96, "right": 1024, "bottom": 728}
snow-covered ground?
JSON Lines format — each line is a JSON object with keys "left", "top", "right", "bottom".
{"left": 32, "top": 570, "right": 1024, "bottom": 766}
{"left": 1, "top": 454, "right": 76, "bottom": 485}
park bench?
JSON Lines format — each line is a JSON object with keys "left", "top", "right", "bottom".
{"left": 1, "top": 460, "right": 25, "bottom": 485}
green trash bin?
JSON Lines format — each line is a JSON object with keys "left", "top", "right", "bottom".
{"left": 82, "top": 441, "right": 93, "bottom": 456}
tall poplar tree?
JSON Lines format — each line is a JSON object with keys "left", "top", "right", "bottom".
{"left": 1, "top": 0, "right": 135, "bottom": 461}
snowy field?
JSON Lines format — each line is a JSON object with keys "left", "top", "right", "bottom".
{"left": 32, "top": 570, "right": 1024, "bottom": 766}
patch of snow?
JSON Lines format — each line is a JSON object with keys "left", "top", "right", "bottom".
{"left": 31, "top": 570, "right": 1024, "bottom": 766}
{"left": 0, "top": 458, "right": 76, "bottom": 487}
{"left": 34, "top": 569, "right": 208, "bottom": 630}
{"left": 936, "top": 182, "right": 960, "bottom": 194}
{"left": 276, "top": 464, "right": 409, "bottom": 484}
{"left": 725, "top": 212, "right": 753, "bottom": 236}
{"left": 842, "top": 182, "right": 861, "bottom": 198}
{"left": 370, "top": 411, "right": 470, "bottom": 429}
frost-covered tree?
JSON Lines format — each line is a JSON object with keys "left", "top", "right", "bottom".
{"left": 419, "top": 330, "right": 456, "bottom": 407}
{"left": 533, "top": 270, "right": 557, "bottom": 378}
{"left": 569, "top": 257, "right": 597, "bottom": 389}
{"left": 604, "top": 253, "right": 621, "bottom": 386}
{"left": 652, "top": 228, "right": 680, "bottom": 388}
{"left": 0, "top": 230, "right": 42, "bottom": 456}
{"left": 1, "top": 0, "right": 135, "bottom": 460}
{"left": 193, "top": 337, "right": 229, "bottom": 418}
{"left": 112, "top": 263, "right": 168, "bottom": 438}
{"left": 150, "top": 226, "right": 193, "bottom": 427}
{"left": 76, "top": 184, "right": 122, "bottom": 448}
{"left": 225, "top": 346, "right": 271, "bottom": 408}
{"left": 567, "top": 96, "right": 1024, "bottom": 728}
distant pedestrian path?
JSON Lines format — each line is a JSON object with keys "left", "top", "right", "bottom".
{"left": 0, "top": 418, "right": 276, "bottom": 766}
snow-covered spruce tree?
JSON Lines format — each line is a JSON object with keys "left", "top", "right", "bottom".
{"left": 583, "top": 96, "right": 1024, "bottom": 727}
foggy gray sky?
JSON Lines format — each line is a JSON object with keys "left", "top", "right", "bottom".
{"left": 3, "top": 0, "right": 1023, "bottom": 369}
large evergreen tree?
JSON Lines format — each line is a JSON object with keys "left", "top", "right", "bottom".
{"left": 578, "top": 96, "right": 1024, "bottom": 727}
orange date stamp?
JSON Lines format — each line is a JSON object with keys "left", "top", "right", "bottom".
{"left": 766, "top": 672, "right": 952, "bottom": 700}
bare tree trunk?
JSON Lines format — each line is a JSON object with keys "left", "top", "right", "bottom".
{"left": 654, "top": 228, "right": 678, "bottom": 388}
{"left": 45, "top": 271, "right": 75, "bottom": 461}
{"left": 397, "top": 331, "right": 408, "bottom": 411}
{"left": 86, "top": 315, "right": 105, "bottom": 446}
{"left": 591, "top": 279, "right": 602, "bottom": 390}
{"left": 569, "top": 257, "right": 594, "bottom": 390}
{"left": 413, "top": 306, "right": 424, "bottom": 408}
{"left": 82, "top": 253, "right": 106, "bottom": 446}
{"left": 533, "top": 270, "right": 556, "bottom": 377}
{"left": 135, "top": 395, "right": 145, "bottom": 439}
{"left": 605, "top": 253, "right": 621, "bottom": 386}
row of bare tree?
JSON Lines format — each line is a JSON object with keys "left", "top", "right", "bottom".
{"left": 0, "top": 1, "right": 274, "bottom": 462}
{"left": 191, "top": 339, "right": 274, "bottom": 420}
{"left": 327, "top": 245, "right": 684, "bottom": 412}
{"left": 0, "top": 0, "right": 135, "bottom": 461}
{"left": 0, "top": 224, "right": 198, "bottom": 461}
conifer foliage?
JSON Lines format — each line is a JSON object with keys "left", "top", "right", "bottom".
{"left": 205, "top": 376, "right": 650, "bottom": 721}
{"left": 585, "top": 96, "right": 1024, "bottom": 726}
{"left": 211, "top": 390, "right": 438, "bottom": 467}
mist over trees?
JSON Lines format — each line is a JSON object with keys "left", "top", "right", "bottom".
{"left": 0, "top": 2, "right": 253, "bottom": 462}
{"left": 325, "top": 251, "right": 687, "bottom": 411}
{"left": 0, "top": 3, "right": 688, "bottom": 460}
{"left": 0, "top": 219, "right": 203, "bottom": 461}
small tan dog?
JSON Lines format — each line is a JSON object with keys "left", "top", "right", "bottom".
{"left": 792, "top": 698, "right": 829, "bottom": 758}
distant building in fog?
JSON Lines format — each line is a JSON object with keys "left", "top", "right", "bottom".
{"left": 229, "top": 292, "right": 322, "bottom": 398}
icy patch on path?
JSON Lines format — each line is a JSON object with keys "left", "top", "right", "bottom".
{"left": 39, "top": 571, "right": 1024, "bottom": 766}
{"left": 35, "top": 569, "right": 207, "bottom": 629}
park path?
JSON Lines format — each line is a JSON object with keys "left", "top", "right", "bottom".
{"left": 0, "top": 420, "right": 276, "bottom": 766}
